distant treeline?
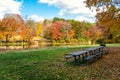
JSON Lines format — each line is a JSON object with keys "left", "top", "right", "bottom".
{"left": 0, "top": 14, "right": 120, "bottom": 47}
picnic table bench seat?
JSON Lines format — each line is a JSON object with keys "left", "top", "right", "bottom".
{"left": 84, "top": 52, "right": 102, "bottom": 64}
{"left": 85, "top": 55, "right": 95, "bottom": 61}
{"left": 103, "top": 48, "right": 109, "bottom": 54}
{"left": 94, "top": 52, "right": 103, "bottom": 58}
{"left": 65, "top": 55, "right": 74, "bottom": 62}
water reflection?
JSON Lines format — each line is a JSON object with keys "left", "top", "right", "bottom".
{"left": 0, "top": 42, "right": 79, "bottom": 50}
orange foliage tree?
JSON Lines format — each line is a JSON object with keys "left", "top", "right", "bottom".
{"left": 52, "top": 21, "right": 74, "bottom": 41}
{"left": 43, "top": 21, "right": 74, "bottom": 42}
{"left": 0, "top": 17, "right": 18, "bottom": 42}
{"left": 69, "top": 30, "right": 74, "bottom": 39}
{"left": 52, "top": 22, "right": 61, "bottom": 40}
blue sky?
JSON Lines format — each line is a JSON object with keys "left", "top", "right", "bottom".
{"left": 20, "top": 0, "right": 60, "bottom": 19}
{"left": 0, "top": 0, "right": 96, "bottom": 22}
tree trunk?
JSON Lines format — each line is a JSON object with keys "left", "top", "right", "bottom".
{"left": 22, "top": 39, "right": 25, "bottom": 49}
{"left": 5, "top": 35, "right": 9, "bottom": 50}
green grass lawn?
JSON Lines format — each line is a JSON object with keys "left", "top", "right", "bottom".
{"left": 0, "top": 46, "right": 120, "bottom": 80}
{"left": 106, "top": 43, "right": 120, "bottom": 47}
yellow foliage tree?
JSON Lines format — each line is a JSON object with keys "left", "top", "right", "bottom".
{"left": 36, "top": 22, "right": 42, "bottom": 38}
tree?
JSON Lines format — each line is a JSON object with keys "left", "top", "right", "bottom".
{"left": 53, "top": 17, "right": 65, "bottom": 22}
{"left": 26, "top": 19, "right": 36, "bottom": 37}
{"left": 85, "top": 0, "right": 120, "bottom": 43}
{"left": 36, "top": 22, "right": 43, "bottom": 38}
{"left": 43, "top": 20, "right": 73, "bottom": 42}
{"left": 85, "top": 0, "right": 120, "bottom": 9}
{"left": 0, "top": 20, "right": 3, "bottom": 40}
{"left": 52, "top": 22, "right": 61, "bottom": 40}
{"left": 1, "top": 17, "right": 18, "bottom": 42}
{"left": 69, "top": 30, "right": 74, "bottom": 39}
{"left": 52, "top": 21, "right": 72, "bottom": 41}
{"left": 43, "top": 25, "right": 52, "bottom": 40}
{"left": 25, "top": 19, "right": 36, "bottom": 48}
{"left": 43, "top": 19, "right": 52, "bottom": 26}
{"left": 68, "top": 20, "right": 93, "bottom": 39}
{"left": 20, "top": 25, "right": 29, "bottom": 41}
{"left": 0, "top": 14, "right": 25, "bottom": 41}
{"left": 68, "top": 20, "right": 81, "bottom": 39}
{"left": 83, "top": 26, "right": 102, "bottom": 44}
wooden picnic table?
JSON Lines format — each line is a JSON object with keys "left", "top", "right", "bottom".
{"left": 65, "top": 46, "right": 105, "bottom": 65}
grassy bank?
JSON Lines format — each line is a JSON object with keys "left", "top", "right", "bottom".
{"left": 0, "top": 46, "right": 120, "bottom": 80}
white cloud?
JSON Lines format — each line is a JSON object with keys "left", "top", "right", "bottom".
{"left": 29, "top": 14, "right": 45, "bottom": 22}
{"left": 39, "top": 0, "right": 96, "bottom": 22}
{"left": 0, "top": 0, "right": 21, "bottom": 19}
{"left": 75, "top": 16, "right": 95, "bottom": 23}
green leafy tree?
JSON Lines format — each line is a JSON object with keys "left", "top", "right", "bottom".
{"left": 68, "top": 20, "right": 93, "bottom": 39}
{"left": 53, "top": 17, "right": 65, "bottom": 22}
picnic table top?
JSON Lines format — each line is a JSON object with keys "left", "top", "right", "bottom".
{"left": 85, "top": 46, "right": 104, "bottom": 51}
{"left": 69, "top": 51, "right": 88, "bottom": 56}
{"left": 68, "top": 46, "right": 104, "bottom": 56}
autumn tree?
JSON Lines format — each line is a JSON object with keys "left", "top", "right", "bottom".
{"left": 0, "top": 17, "right": 18, "bottom": 42}
{"left": 83, "top": 26, "right": 102, "bottom": 44}
{"left": 0, "top": 20, "right": 3, "bottom": 40}
{"left": 25, "top": 19, "right": 36, "bottom": 48}
{"left": 85, "top": 0, "right": 120, "bottom": 43}
{"left": 36, "top": 22, "right": 43, "bottom": 38}
{"left": 1, "top": 14, "right": 25, "bottom": 41}
{"left": 52, "top": 22, "right": 61, "bottom": 40}
{"left": 43, "top": 25, "right": 52, "bottom": 40}
{"left": 68, "top": 20, "right": 93, "bottom": 40}
{"left": 43, "top": 20, "right": 74, "bottom": 42}
{"left": 68, "top": 20, "right": 81, "bottom": 39}
{"left": 69, "top": 30, "right": 74, "bottom": 39}
{"left": 20, "top": 25, "right": 29, "bottom": 41}
{"left": 52, "top": 21, "right": 72, "bottom": 41}
{"left": 43, "top": 19, "right": 52, "bottom": 26}
{"left": 26, "top": 19, "right": 36, "bottom": 37}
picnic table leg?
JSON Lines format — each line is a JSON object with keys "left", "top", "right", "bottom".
{"left": 78, "top": 55, "right": 80, "bottom": 64}
{"left": 73, "top": 56, "right": 77, "bottom": 64}
{"left": 82, "top": 54, "right": 85, "bottom": 64}
{"left": 101, "top": 48, "right": 103, "bottom": 57}
{"left": 102, "top": 47, "right": 104, "bottom": 54}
